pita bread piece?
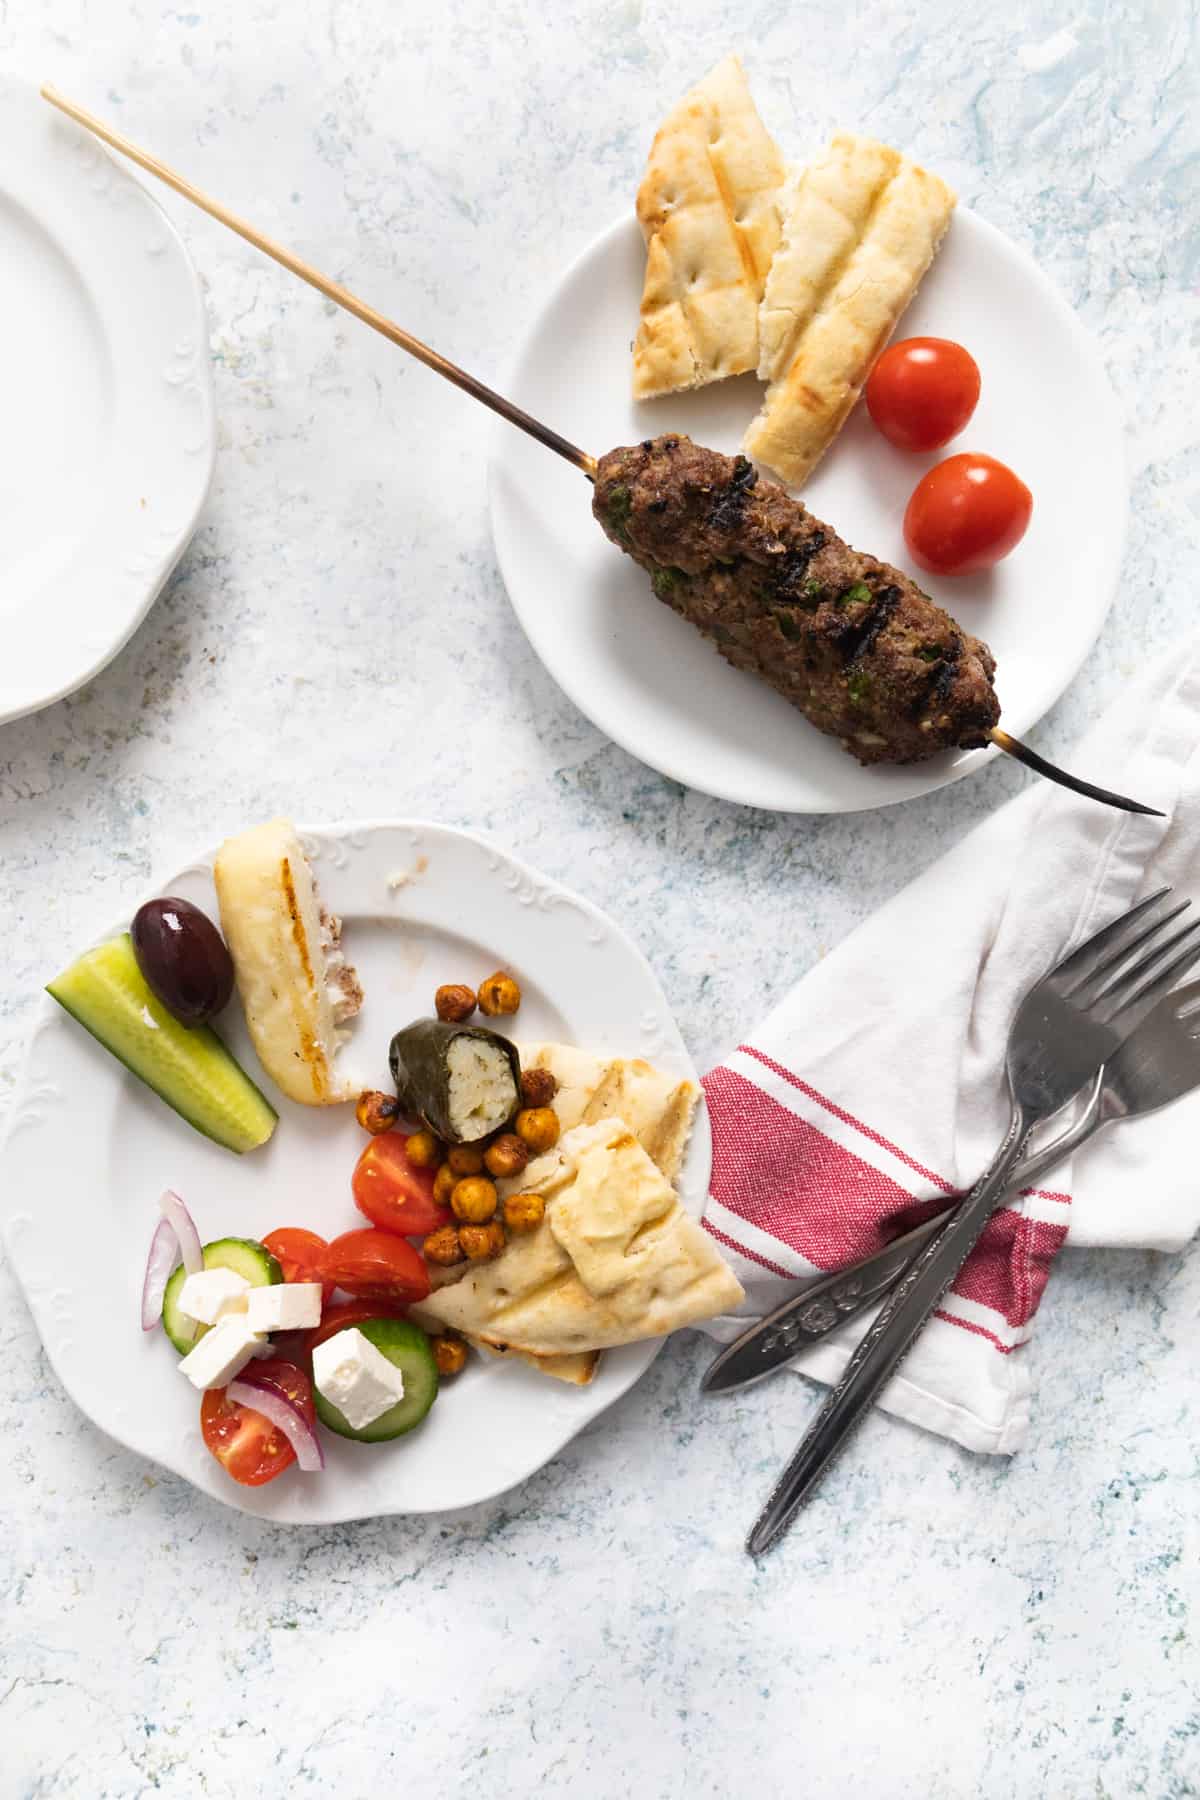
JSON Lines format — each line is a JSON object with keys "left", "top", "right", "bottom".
{"left": 633, "top": 54, "right": 785, "bottom": 398}
{"left": 469, "top": 1341, "right": 599, "bottom": 1387}
{"left": 745, "top": 134, "right": 956, "bottom": 487}
{"left": 416, "top": 1122, "right": 744, "bottom": 1356}
{"left": 517, "top": 1043, "right": 699, "bottom": 1183}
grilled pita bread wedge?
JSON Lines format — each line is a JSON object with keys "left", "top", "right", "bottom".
{"left": 213, "top": 818, "right": 364, "bottom": 1105}
{"left": 633, "top": 54, "right": 786, "bottom": 398}
{"left": 421, "top": 1048, "right": 700, "bottom": 1384}
{"left": 414, "top": 1121, "right": 744, "bottom": 1357}
{"left": 468, "top": 1340, "right": 599, "bottom": 1387}
{"left": 517, "top": 1044, "right": 698, "bottom": 1184}
{"left": 745, "top": 133, "right": 956, "bottom": 487}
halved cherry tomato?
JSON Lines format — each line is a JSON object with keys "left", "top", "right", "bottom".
{"left": 866, "top": 337, "right": 981, "bottom": 452}
{"left": 352, "top": 1134, "right": 451, "bottom": 1239}
{"left": 903, "top": 453, "right": 1033, "bottom": 576}
{"left": 262, "top": 1227, "right": 335, "bottom": 1301}
{"left": 320, "top": 1227, "right": 432, "bottom": 1305}
{"left": 303, "top": 1299, "right": 409, "bottom": 1356}
{"left": 200, "top": 1357, "right": 315, "bottom": 1487}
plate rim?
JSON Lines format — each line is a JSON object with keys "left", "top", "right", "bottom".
{"left": 0, "top": 78, "right": 216, "bottom": 726}
{"left": 488, "top": 206, "right": 1128, "bottom": 815}
{"left": 0, "top": 817, "right": 712, "bottom": 1523}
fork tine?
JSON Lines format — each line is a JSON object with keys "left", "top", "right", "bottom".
{"left": 1064, "top": 897, "right": 1192, "bottom": 1002}
{"left": 1101, "top": 921, "right": 1200, "bottom": 1023}
{"left": 1051, "top": 886, "right": 1173, "bottom": 989}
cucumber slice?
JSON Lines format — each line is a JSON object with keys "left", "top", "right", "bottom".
{"left": 162, "top": 1236, "right": 283, "bottom": 1354}
{"left": 312, "top": 1318, "right": 439, "bottom": 1443}
{"left": 48, "top": 934, "right": 277, "bottom": 1154}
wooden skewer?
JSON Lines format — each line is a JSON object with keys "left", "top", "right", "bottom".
{"left": 40, "top": 84, "right": 596, "bottom": 481}
{"left": 988, "top": 729, "right": 1160, "bottom": 817}
{"left": 44, "top": 87, "right": 1159, "bottom": 819}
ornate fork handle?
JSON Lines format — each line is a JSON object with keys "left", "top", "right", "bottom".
{"left": 754, "top": 1232, "right": 937, "bottom": 1360}
{"left": 747, "top": 1106, "right": 1035, "bottom": 1556}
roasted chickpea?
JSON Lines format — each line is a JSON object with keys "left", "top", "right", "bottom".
{"left": 435, "top": 983, "right": 477, "bottom": 1023}
{"left": 433, "top": 1333, "right": 469, "bottom": 1376}
{"left": 477, "top": 971, "right": 521, "bottom": 1016}
{"left": 459, "top": 1219, "right": 506, "bottom": 1261}
{"left": 422, "top": 1224, "right": 465, "bottom": 1267}
{"left": 447, "top": 1143, "right": 485, "bottom": 1177}
{"left": 519, "top": 1067, "right": 559, "bottom": 1110}
{"left": 514, "top": 1106, "right": 560, "bottom": 1154}
{"left": 450, "top": 1175, "right": 499, "bottom": 1224}
{"left": 356, "top": 1089, "right": 400, "bottom": 1135}
{"left": 405, "top": 1129, "right": 443, "bottom": 1169}
{"left": 433, "top": 1162, "right": 458, "bottom": 1207}
{"left": 483, "top": 1133, "right": 529, "bottom": 1180}
{"left": 502, "top": 1191, "right": 546, "bottom": 1235}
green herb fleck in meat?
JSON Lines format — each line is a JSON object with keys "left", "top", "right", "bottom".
{"left": 605, "top": 484, "right": 632, "bottom": 529}
{"left": 775, "top": 610, "right": 803, "bottom": 641}
{"left": 651, "top": 567, "right": 686, "bottom": 599}
{"left": 847, "top": 669, "right": 872, "bottom": 704}
{"left": 917, "top": 645, "right": 944, "bottom": 662}
{"left": 804, "top": 580, "right": 826, "bottom": 604}
{"left": 839, "top": 582, "right": 872, "bottom": 608}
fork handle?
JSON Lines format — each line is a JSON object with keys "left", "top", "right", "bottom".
{"left": 707, "top": 1069, "right": 1107, "bottom": 1391}
{"left": 746, "top": 1104, "right": 1034, "bottom": 1556}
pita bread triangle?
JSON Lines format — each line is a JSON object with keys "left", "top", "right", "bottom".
{"left": 414, "top": 1120, "right": 744, "bottom": 1357}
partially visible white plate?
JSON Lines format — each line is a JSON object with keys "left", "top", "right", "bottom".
{"left": 0, "top": 821, "right": 710, "bottom": 1523}
{"left": 0, "top": 80, "right": 214, "bottom": 725}
{"left": 489, "top": 209, "right": 1126, "bottom": 813}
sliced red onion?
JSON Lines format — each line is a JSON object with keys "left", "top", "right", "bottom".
{"left": 159, "top": 1189, "right": 203, "bottom": 1275}
{"left": 141, "top": 1217, "right": 178, "bottom": 1331}
{"left": 228, "top": 1375, "right": 325, "bottom": 1472}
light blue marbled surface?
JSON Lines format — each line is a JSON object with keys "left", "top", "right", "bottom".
{"left": 2, "top": 2, "right": 1200, "bottom": 1794}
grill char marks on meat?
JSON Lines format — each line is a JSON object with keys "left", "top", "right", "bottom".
{"left": 592, "top": 436, "right": 1000, "bottom": 766}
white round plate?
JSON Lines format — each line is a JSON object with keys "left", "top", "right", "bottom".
{"left": 0, "top": 821, "right": 710, "bottom": 1523}
{"left": 489, "top": 210, "right": 1126, "bottom": 813}
{"left": 0, "top": 80, "right": 214, "bottom": 725}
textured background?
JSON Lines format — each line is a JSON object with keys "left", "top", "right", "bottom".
{"left": 2, "top": 1, "right": 1199, "bottom": 1794}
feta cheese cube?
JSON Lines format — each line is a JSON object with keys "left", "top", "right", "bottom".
{"left": 245, "top": 1282, "right": 323, "bottom": 1332}
{"left": 311, "top": 1327, "right": 405, "bottom": 1431}
{"left": 177, "top": 1267, "right": 251, "bottom": 1325}
{"left": 178, "top": 1315, "right": 265, "bottom": 1390}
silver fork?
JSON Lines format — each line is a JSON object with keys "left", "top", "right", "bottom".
{"left": 746, "top": 886, "right": 1200, "bottom": 1557}
{"left": 703, "top": 973, "right": 1200, "bottom": 1396}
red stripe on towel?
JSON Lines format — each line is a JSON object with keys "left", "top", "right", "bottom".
{"left": 702, "top": 1061, "right": 1073, "bottom": 1351}
{"left": 738, "top": 1045, "right": 959, "bottom": 1195}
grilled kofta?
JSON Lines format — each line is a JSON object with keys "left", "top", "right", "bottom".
{"left": 592, "top": 435, "right": 1000, "bottom": 766}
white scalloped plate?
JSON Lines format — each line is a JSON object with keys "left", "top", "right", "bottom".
{"left": 489, "top": 210, "right": 1126, "bottom": 813}
{"left": 0, "top": 821, "right": 710, "bottom": 1522}
{"left": 0, "top": 79, "right": 214, "bottom": 725}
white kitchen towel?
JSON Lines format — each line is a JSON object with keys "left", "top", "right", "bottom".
{"left": 699, "top": 634, "right": 1200, "bottom": 1455}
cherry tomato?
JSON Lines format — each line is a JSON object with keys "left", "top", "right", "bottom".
{"left": 866, "top": 338, "right": 981, "bottom": 452}
{"left": 320, "top": 1227, "right": 432, "bottom": 1305}
{"left": 303, "top": 1299, "right": 409, "bottom": 1355}
{"left": 262, "top": 1227, "right": 335, "bottom": 1302}
{"left": 199, "top": 1358, "right": 315, "bottom": 1487}
{"left": 352, "top": 1134, "right": 452, "bottom": 1240}
{"left": 903, "top": 453, "right": 1033, "bottom": 576}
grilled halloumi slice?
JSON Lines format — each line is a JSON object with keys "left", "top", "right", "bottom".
{"left": 213, "top": 817, "right": 363, "bottom": 1106}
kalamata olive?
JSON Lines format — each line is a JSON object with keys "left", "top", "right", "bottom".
{"left": 131, "top": 897, "right": 235, "bottom": 1026}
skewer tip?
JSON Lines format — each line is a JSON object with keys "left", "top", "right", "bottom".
{"left": 988, "top": 728, "right": 1163, "bottom": 817}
